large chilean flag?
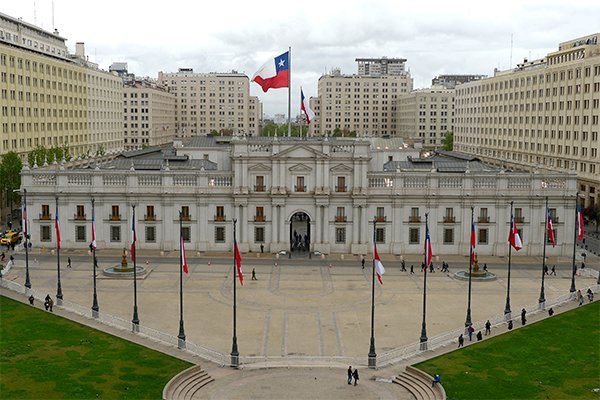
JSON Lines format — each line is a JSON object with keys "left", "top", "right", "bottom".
{"left": 252, "top": 51, "right": 289, "bottom": 92}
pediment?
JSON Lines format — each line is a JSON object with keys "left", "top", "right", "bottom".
{"left": 330, "top": 164, "right": 353, "bottom": 173}
{"left": 272, "top": 144, "right": 329, "bottom": 160}
{"left": 289, "top": 163, "right": 313, "bottom": 172}
{"left": 248, "top": 163, "right": 272, "bottom": 172}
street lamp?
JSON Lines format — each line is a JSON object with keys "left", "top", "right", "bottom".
{"left": 55, "top": 196, "right": 63, "bottom": 303}
{"left": 14, "top": 189, "right": 31, "bottom": 289}
{"left": 465, "top": 207, "right": 474, "bottom": 329}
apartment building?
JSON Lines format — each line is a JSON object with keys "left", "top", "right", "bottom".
{"left": 123, "top": 79, "right": 176, "bottom": 150}
{"left": 398, "top": 87, "right": 455, "bottom": 148}
{"left": 157, "top": 69, "right": 261, "bottom": 137}
{"left": 314, "top": 57, "right": 414, "bottom": 137}
{"left": 454, "top": 33, "right": 600, "bottom": 207}
{"left": 0, "top": 12, "right": 123, "bottom": 158}
{"left": 431, "top": 74, "right": 487, "bottom": 89}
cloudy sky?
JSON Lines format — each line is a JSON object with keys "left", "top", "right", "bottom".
{"left": 3, "top": 0, "right": 599, "bottom": 117}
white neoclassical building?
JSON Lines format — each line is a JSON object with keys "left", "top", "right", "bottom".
{"left": 21, "top": 137, "right": 577, "bottom": 257}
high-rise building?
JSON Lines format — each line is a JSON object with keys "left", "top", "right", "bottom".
{"left": 314, "top": 58, "right": 413, "bottom": 137}
{"left": 356, "top": 57, "right": 407, "bottom": 77}
{"left": 398, "top": 87, "right": 455, "bottom": 148}
{"left": 123, "top": 79, "right": 176, "bottom": 150}
{"left": 454, "top": 33, "right": 600, "bottom": 207}
{"left": 157, "top": 69, "right": 261, "bottom": 137}
{"left": 0, "top": 12, "right": 123, "bottom": 158}
{"left": 431, "top": 74, "right": 487, "bottom": 89}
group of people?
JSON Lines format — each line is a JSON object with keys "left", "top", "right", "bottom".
{"left": 577, "top": 288, "right": 594, "bottom": 305}
{"left": 346, "top": 366, "right": 359, "bottom": 386}
{"left": 291, "top": 231, "right": 309, "bottom": 252}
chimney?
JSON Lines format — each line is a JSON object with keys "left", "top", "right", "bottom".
{"left": 75, "top": 42, "right": 85, "bottom": 59}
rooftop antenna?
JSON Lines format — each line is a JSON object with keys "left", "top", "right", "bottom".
{"left": 52, "top": 0, "right": 55, "bottom": 30}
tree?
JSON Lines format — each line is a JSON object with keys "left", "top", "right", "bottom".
{"left": 442, "top": 131, "right": 454, "bottom": 151}
{"left": 0, "top": 151, "right": 23, "bottom": 208}
{"left": 28, "top": 145, "right": 71, "bottom": 166}
{"left": 583, "top": 205, "right": 600, "bottom": 233}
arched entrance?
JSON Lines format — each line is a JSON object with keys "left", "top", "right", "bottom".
{"left": 290, "top": 212, "right": 310, "bottom": 253}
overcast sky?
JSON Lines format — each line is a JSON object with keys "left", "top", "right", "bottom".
{"left": 3, "top": 0, "right": 599, "bottom": 117}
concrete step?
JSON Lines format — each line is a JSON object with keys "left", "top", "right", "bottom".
{"left": 181, "top": 374, "right": 215, "bottom": 400}
{"left": 172, "top": 369, "right": 207, "bottom": 400}
{"left": 393, "top": 374, "right": 431, "bottom": 400}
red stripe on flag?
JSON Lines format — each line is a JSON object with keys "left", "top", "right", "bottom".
{"left": 234, "top": 242, "right": 243, "bottom": 285}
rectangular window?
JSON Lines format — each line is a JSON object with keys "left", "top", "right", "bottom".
{"left": 335, "top": 227, "right": 346, "bottom": 243}
{"left": 295, "top": 176, "right": 305, "bottom": 192}
{"left": 41, "top": 204, "right": 50, "bottom": 220}
{"left": 111, "top": 205, "right": 120, "bottom": 221}
{"left": 75, "top": 225, "right": 86, "bottom": 242}
{"left": 255, "top": 227, "right": 265, "bottom": 243}
{"left": 410, "top": 207, "right": 420, "bottom": 222}
{"left": 514, "top": 208, "right": 524, "bottom": 223}
{"left": 444, "top": 208, "right": 454, "bottom": 223}
{"left": 336, "top": 176, "right": 346, "bottom": 192}
{"left": 443, "top": 228, "right": 454, "bottom": 244}
{"left": 110, "top": 226, "right": 121, "bottom": 242}
{"left": 255, "top": 175, "right": 265, "bottom": 192}
{"left": 215, "top": 206, "right": 225, "bottom": 221}
{"left": 255, "top": 206, "right": 265, "bottom": 222}
{"left": 41, "top": 225, "right": 51, "bottom": 242}
{"left": 549, "top": 208, "right": 558, "bottom": 223}
{"left": 336, "top": 207, "right": 346, "bottom": 222}
{"left": 215, "top": 227, "right": 225, "bottom": 242}
{"left": 375, "top": 227, "right": 385, "bottom": 243}
{"left": 76, "top": 205, "right": 85, "bottom": 220}
{"left": 478, "top": 229, "right": 488, "bottom": 245}
{"left": 479, "top": 208, "right": 489, "bottom": 223}
{"left": 146, "top": 226, "right": 156, "bottom": 242}
{"left": 409, "top": 227, "right": 420, "bottom": 244}
{"left": 146, "top": 205, "right": 155, "bottom": 221}
{"left": 182, "top": 227, "right": 191, "bottom": 242}
{"left": 181, "top": 206, "right": 190, "bottom": 221}
{"left": 376, "top": 207, "right": 385, "bottom": 222}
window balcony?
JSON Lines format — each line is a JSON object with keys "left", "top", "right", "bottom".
{"left": 74, "top": 213, "right": 86, "bottom": 221}
{"left": 109, "top": 214, "right": 121, "bottom": 221}
{"left": 254, "top": 185, "right": 266, "bottom": 192}
{"left": 214, "top": 215, "right": 226, "bottom": 222}
{"left": 515, "top": 216, "right": 525, "bottom": 223}
{"left": 443, "top": 216, "right": 456, "bottom": 223}
{"left": 335, "top": 185, "right": 347, "bottom": 193}
{"left": 144, "top": 214, "right": 156, "bottom": 222}
{"left": 409, "top": 216, "right": 421, "bottom": 223}
{"left": 375, "top": 216, "right": 386, "bottom": 222}
{"left": 335, "top": 216, "right": 347, "bottom": 223}
{"left": 478, "top": 216, "right": 490, "bottom": 223}
{"left": 254, "top": 215, "right": 265, "bottom": 222}
{"left": 295, "top": 185, "right": 306, "bottom": 192}
{"left": 39, "top": 213, "right": 52, "bottom": 220}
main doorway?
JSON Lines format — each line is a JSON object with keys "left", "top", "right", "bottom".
{"left": 290, "top": 212, "right": 310, "bottom": 254}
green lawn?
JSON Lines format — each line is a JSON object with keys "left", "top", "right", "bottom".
{"left": 416, "top": 301, "right": 600, "bottom": 400}
{"left": 0, "top": 295, "right": 192, "bottom": 399}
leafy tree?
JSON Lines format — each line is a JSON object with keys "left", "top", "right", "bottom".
{"left": 0, "top": 152, "right": 23, "bottom": 207}
{"left": 28, "top": 145, "right": 71, "bottom": 166}
{"left": 95, "top": 144, "right": 105, "bottom": 157}
{"left": 442, "top": 131, "right": 454, "bottom": 151}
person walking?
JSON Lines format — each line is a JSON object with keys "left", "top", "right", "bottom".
{"left": 521, "top": 308, "right": 527, "bottom": 325}
{"left": 28, "top": 294, "right": 34, "bottom": 305}
{"left": 48, "top": 297, "right": 54, "bottom": 312}
{"left": 544, "top": 265, "right": 549, "bottom": 275}
{"left": 67, "top": 257, "right": 72, "bottom": 268}
{"left": 476, "top": 331, "right": 483, "bottom": 341}
{"left": 458, "top": 334, "right": 464, "bottom": 347}
{"left": 485, "top": 320, "right": 491, "bottom": 336}
{"left": 347, "top": 366, "right": 353, "bottom": 385}
{"left": 508, "top": 320, "right": 513, "bottom": 330}
{"left": 260, "top": 244, "right": 264, "bottom": 254}
{"left": 252, "top": 268, "right": 257, "bottom": 281}
{"left": 483, "top": 263, "right": 488, "bottom": 272}
{"left": 467, "top": 325, "right": 475, "bottom": 341}
{"left": 548, "top": 308, "right": 554, "bottom": 316}
{"left": 550, "top": 265, "right": 556, "bottom": 275}
{"left": 577, "top": 289, "right": 583, "bottom": 306}
{"left": 587, "top": 288, "right": 594, "bottom": 302}
{"left": 352, "top": 368, "right": 359, "bottom": 386}
{"left": 401, "top": 260, "right": 406, "bottom": 271}
{"left": 361, "top": 256, "right": 365, "bottom": 269}
{"left": 410, "top": 265, "right": 414, "bottom": 274}
{"left": 421, "top": 262, "right": 425, "bottom": 272}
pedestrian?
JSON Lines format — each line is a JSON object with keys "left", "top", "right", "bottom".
{"left": 476, "top": 331, "right": 483, "bottom": 341}
{"left": 28, "top": 294, "right": 34, "bottom": 305}
{"left": 467, "top": 325, "right": 475, "bottom": 341}
{"left": 587, "top": 288, "right": 594, "bottom": 302}
{"left": 67, "top": 257, "right": 72, "bottom": 268}
{"left": 410, "top": 265, "right": 414, "bottom": 274}
{"left": 429, "top": 262, "right": 434, "bottom": 273}
{"left": 48, "top": 297, "right": 53, "bottom": 312}
{"left": 508, "top": 320, "right": 513, "bottom": 330}
{"left": 347, "top": 366, "right": 353, "bottom": 385}
{"left": 252, "top": 268, "right": 257, "bottom": 280}
{"left": 260, "top": 244, "right": 264, "bottom": 254}
{"left": 544, "top": 265, "right": 549, "bottom": 275}
{"left": 521, "top": 308, "right": 527, "bottom": 325}
{"left": 401, "top": 260, "right": 406, "bottom": 271}
{"left": 432, "top": 374, "right": 441, "bottom": 387}
{"left": 44, "top": 294, "right": 51, "bottom": 311}
{"left": 581, "top": 261, "right": 585, "bottom": 269}
{"left": 485, "top": 320, "right": 491, "bottom": 336}
{"left": 0, "top": 252, "right": 4, "bottom": 261}
{"left": 548, "top": 308, "right": 554, "bottom": 316}
{"left": 361, "top": 257, "right": 365, "bottom": 269}
{"left": 483, "top": 263, "right": 488, "bottom": 272}
{"left": 551, "top": 265, "right": 556, "bottom": 275}
{"left": 577, "top": 289, "right": 583, "bottom": 305}
{"left": 579, "top": 293, "right": 584, "bottom": 306}
{"left": 421, "top": 262, "right": 425, "bottom": 272}
{"left": 458, "top": 333, "right": 464, "bottom": 347}
{"left": 352, "top": 368, "right": 359, "bottom": 386}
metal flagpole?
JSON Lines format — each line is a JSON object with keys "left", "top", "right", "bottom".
{"left": 539, "top": 197, "right": 548, "bottom": 308}
{"left": 24, "top": 188, "right": 31, "bottom": 289}
{"left": 178, "top": 211, "right": 186, "bottom": 348}
{"left": 570, "top": 193, "right": 578, "bottom": 293}
{"left": 419, "top": 213, "right": 429, "bottom": 350}
{"left": 368, "top": 218, "right": 377, "bottom": 368}
{"left": 504, "top": 202, "right": 514, "bottom": 319}
{"left": 55, "top": 196, "right": 63, "bottom": 303}
{"left": 231, "top": 219, "right": 239, "bottom": 367}
{"left": 132, "top": 205, "right": 140, "bottom": 331}
{"left": 287, "top": 46, "right": 292, "bottom": 137}
{"left": 91, "top": 198, "right": 99, "bottom": 318}
{"left": 465, "top": 207, "right": 474, "bottom": 329}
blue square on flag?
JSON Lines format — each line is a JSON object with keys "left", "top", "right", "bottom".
{"left": 275, "top": 52, "right": 289, "bottom": 73}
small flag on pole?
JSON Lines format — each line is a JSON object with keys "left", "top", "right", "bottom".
{"left": 577, "top": 206, "right": 585, "bottom": 241}
{"left": 508, "top": 215, "right": 523, "bottom": 251}
{"left": 130, "top": 218, "right": 137, "bottom": 262}
{"left": 547, "top": 209, "right": 556, "bottom": 248}
{"left": 55, "top": 204, "right": 61, "bottom": 250}
{"left": 470, "top": 221, "right": 476, "bottom": 263}
{"left": 234, "top": 240, "right": 243, "bottom": 285}
{"left": 90, "top": 211, "right": 97, "bottom": 250}
{"left": 22, "top": 202, "right": 27, "bottom": 237}
{"left": 425, "top": 223, "right": 433, "bottom": 267}
{"left": 373, "top": 241, "right": 385, "bottom": 285}
{"left": 300, "top": 87, "right": 315, "bottom": 124}
{"left": 181, "top": 235, "right": 189, "bottom": 274}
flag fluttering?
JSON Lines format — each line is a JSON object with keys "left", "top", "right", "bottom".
{"left": 234, "top": 241, "right": 243, "bottom": 285}
{"left": 547, "top": 209, "right": 556, "bottom": 248}
{"left": 90, "top": 211, "right": 97, "bottom": 250}
{"left": 22, "top": 201, "right": 27, "bottom": 237}
{"left": 181, "top": 235, "right": 189, "bottom": 274}
{"left": 252, "top": 51, "right": 289, "bottom": 92}
{"left": 425, "top": 223, "right": 433, "bottom": 267}
{"left": 577, "top": 207, "right": 585, "bottom": 241}
{"left": 300, "top": 88, "right": 315, "bottom": 124}
{"left": 373, "top": 242, "right": 385, "bottom": 285}
{"left": 55, "top": 204, "right": 61, "bottom": 250}
{"left": 508, "top": 215, "right": 523, "bottom": 251}
{"left": 470, "top": 221, "right": 476, "bottom": 263}
{"left": 130, "top": 218, "right": 137, "bottom": 262}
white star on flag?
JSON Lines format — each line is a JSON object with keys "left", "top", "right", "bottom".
{"left": 278, "top": 59, "right": 285, "bottom": 67}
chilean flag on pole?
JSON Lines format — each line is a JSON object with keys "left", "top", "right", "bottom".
{"left": 90, "top": 211, "right": 97, "bottom": 250}
{"left": 547, "top": 209, "right": 556, "bottom": 248}
{"left": 470, "top": 221, "right": 476, "bottom": 263}
{"left": 508, "top": 215, "right": 523, "bottom": 251}
{"left": 181, "top": 235, "right": 189, "bottom": 274}
{"left": 373, "top": 242, "right": 385, "bottom": 285}
{"left": 252, "top": 51, "right": 289, "bottom": 92}
{"left": 577, "top": 206, "right": 584, "bottom": 241}
{"left": 55, "top": 204, "right": 61, "bottom": 250}
{"left": 425, "top": 223, "right": 433, "bottom": 267}
{"left": 234, "top": 239, "right": 243, "bottom": 285}
{"left": 300, "top": 88, "right": 315, "bottom": 124}
{"left": 130, "top": 218, "right": 137, "bottom": 263}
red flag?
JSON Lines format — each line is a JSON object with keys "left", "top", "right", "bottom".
{"left": 90, "top": 211, "right": 97, "bottom": 250}
{"left": 130, "top": 218, "right": 137, "bottom": 262}
{"left": 373, "top": 242, "right": 385, "bottom": 285}
{"left": 55, "top": 204, "right": 61, "bottom": 250}
{"left": 577, "top": 207, "right": 584, "bottom": 241}
{"left": 547, "top": 209, "right": 556, "bottom": 248}
{"left": 252, "top": 51, "right": 289, "bottom": 92}
{"left": 470, "top": 221, "right": 476, "bottom": 264}
{"left": 508, "top": 215, "right": 523, "bottom": 251}
{"left": 425, "top": 224, "right": 433, "bottom": 267}
{"left": 181, "top": 235, "right": 189, "bottom": 274}
{"left": 234, "top": 241, "right": 243, "bottom": 285}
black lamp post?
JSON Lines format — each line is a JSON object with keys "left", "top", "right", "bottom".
{"left": 570, "top": 193, "right": 579, "bottom": 293}
{"left": 23, "top": 188, "right": 31, "bottom": 289}
{"left": 539, "top": 197, "right": 548, "bottom": 308}
{"left": 505, "top": 202, "right": 514, "bottom": 318}
{"left": 231, "top": 219, "right": 240, "bottom": 367}
{"left": 55, "top": 196, "right": 63, "bottom": 302}
{"left": 91, "top": 198, "right": 99, "bottom": 318}
{"left": 131, "top": 204, "right": 140, "bottom": 332}
{"left": 465, "top": 207, "right": 474, "bottom": 329}
{"left": 419, "top": 213, "right": 429, "bottom": 350}
{"left": 368, "top": 217, "right": 377, "bottom": 368}
{"left": 177, "top": 211, "right": 186, "bottom": 348}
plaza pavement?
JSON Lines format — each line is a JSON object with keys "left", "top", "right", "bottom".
{"left": 1, "top": 248, "right": 598, "bottom": 399}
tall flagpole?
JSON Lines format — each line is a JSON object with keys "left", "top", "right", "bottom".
{"left": 465, "top": 207, "right": 474, "bottom": 329}
{"left": 287, "top": 46, "right": 292, "bottom": 137}
{"left": 55, "top": 196, "right": 63, "bottom": 303}
{"left": 131, "top": 205, "right": 140, "bottom": 331}
{"left": 570, "top": 193, "right": 578, "bottom": 293}
{"left": 91, "top": 198, "right": 99, "bottom": 318}
{"left": 178, "top": 211, "right": 186, "bottom": 348}
{"left": 504, "top": 201, "right": 514, "bottom": 318}
{"left": 368, "top": 218, "right": 377, "bottom": 368}
{"left": 23, "top": 188, "right": 31, "bottom": 289}
{"left": 231, "top": 219, "right": 239, "bottom": 367}
{"left": 419, "top": 213, "right": 429, "bottom": 350}
{"left": 539, "top": 196, "right": 548, "bottom": 308}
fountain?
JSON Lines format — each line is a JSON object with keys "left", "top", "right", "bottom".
{"left": 102, "top": 248, "right": 149, "bottom": 277}
{"left": 454, "top": 253, "right": 497, "bottom": 281}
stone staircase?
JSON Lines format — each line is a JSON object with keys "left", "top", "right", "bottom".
{"left": 162, "top": 365, "right": 214, "bottom": 400}
{"left": 393, "top": 366, "right": 446, "bottom": 400}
